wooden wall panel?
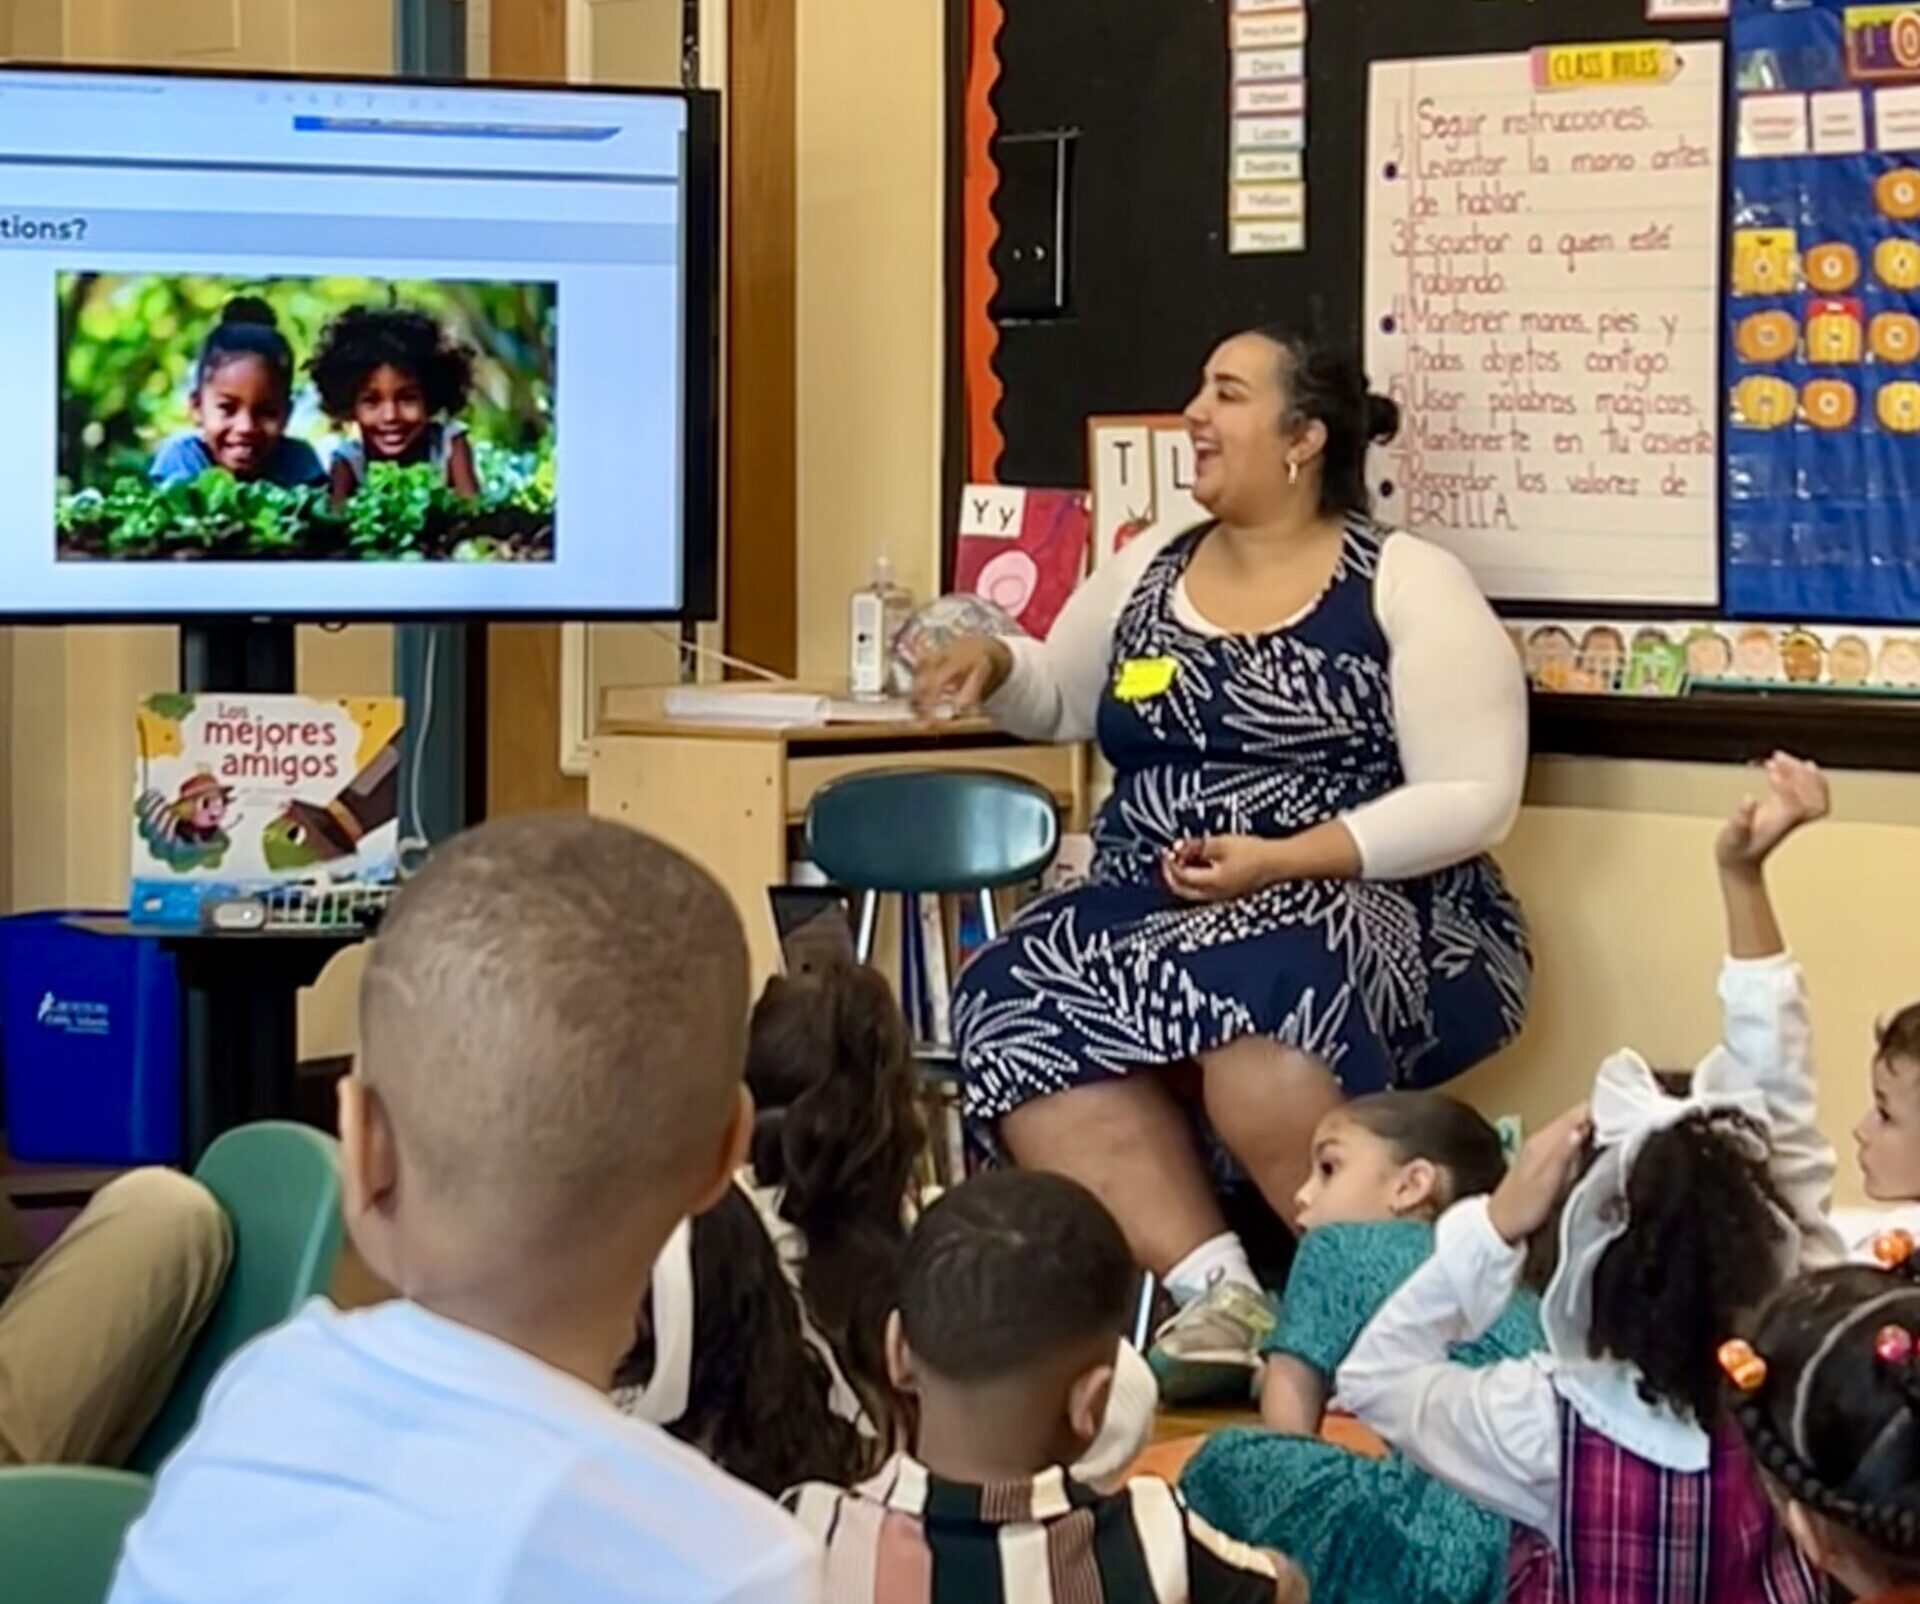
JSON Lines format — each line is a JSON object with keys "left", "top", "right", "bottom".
{"left": 491, "top": 0, "right": 563, "bottom": 78}
{"left": 484, "top": 0, "right": 583, "bottom": 816}
{"left": 486, "top": 624, "right": 585, "bottom": 814}
{"left": 723, "top": 0, "right": 796, "bottom": 676}
{"left": 483, "top": 0, "right": 801, "bottom": 812}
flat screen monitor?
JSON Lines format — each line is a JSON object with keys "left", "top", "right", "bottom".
{"left": 2, "top": 65, "right": 716, "bottom": 620}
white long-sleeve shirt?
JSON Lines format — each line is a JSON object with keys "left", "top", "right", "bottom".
{"left": 986, "top": 521, "right": 1528, "bottom": 880}
{"left": 1334, "top": 955, "right": 1843, "bottom": 1536}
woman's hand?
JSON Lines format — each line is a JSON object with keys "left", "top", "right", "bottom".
{"left": 1162, "top": 835, "right": 1289, "bottom": 903}
{"left": 911, "top": 636, "right": 1013, "bottom": 715}
{"left": 1716, "top": 751, "right": 1830, "bottom": 872}
{"left": 1487, "top": 1102, "right": 1591, "bottom": 1247}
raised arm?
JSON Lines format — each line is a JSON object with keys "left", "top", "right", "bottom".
{"left": 1340, "top": 535, "right": 1529, "bottom": 881}
{"left": 1707, "top": 753, "right": 1845, "bottom": 1269}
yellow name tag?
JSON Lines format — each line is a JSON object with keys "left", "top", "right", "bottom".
{"left": 1113, "top": 657, "right": 1178, "bottom": 703}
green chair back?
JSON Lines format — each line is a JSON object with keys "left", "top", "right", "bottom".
{"left": 0, "top": 1466, "right": 151, "bottom": 1604}
{"left": 805, "top": 768, "right": 1059, "bottom": 895}
{"left": 128, "top": 1121, "right": 342, "bottom": 1474}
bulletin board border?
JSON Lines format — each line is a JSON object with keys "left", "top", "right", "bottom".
{"left": 940, "top": 0, "right": 1920, "bottom": 772}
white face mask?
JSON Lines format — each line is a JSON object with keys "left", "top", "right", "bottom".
{"left": 1070, "top": 1339, "right": 1159, "bottom": 1491}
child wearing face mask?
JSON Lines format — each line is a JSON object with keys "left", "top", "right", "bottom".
{"left": 1180, "top": 1091, "right": 1544, "bottom": 1604}
{"left": 786, "top": 1170, "right": 1303, "bottom": 1604}
{"left": 150, "top": 297, "right": 325, "bottom": 489}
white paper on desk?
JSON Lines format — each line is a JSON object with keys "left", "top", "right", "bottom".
{"left": 664, "top": 688, "right": 832, "bottom": 727}
{"left": 1364, "top": 44, "right": 1723, "bottom": 607}
{"left": 823, "top": 698, "right": 916, "bottom": 724}
{"left": 662, "top": 688, "right": 916, "bottom": 727}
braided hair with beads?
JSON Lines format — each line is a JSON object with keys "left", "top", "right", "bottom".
{"left": 1726, "top": 1232, "right": 1920, "bottom": 1581}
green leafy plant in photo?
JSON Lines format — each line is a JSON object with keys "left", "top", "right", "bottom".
{"left": 57, "top": 272, "right": 557, "bottom": 564}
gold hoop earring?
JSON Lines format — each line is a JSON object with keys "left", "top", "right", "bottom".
{"left": 1287, "top": 460, "right": 1300, "bottom": 486}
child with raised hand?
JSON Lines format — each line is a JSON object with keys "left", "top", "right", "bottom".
{"left": 786, "top": 1170, "right": 1304, "bottom": 1604}
{"left": 1336, "top": 752, "right": 1841, "bottom": 1604}
{"left": 310, "top": 305, "right": 481, "bottom": 506}
{"left": 150, "top": 297, "right": 324, "bottom": 488}
{"left": 1182, "top": 1091, "right": 1545, "bottom": 1604}
{"left": 1729, "top": 1245, "right": 1920, "bottom": 1604}
{"left": 108, "top": 816, "right": 818, "bottom": 1604}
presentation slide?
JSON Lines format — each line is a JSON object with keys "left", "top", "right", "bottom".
{"left": 0, "top": 68, "right": 701, "bottom": 617}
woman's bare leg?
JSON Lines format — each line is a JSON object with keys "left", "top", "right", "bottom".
{"left": 1201, "top": 1038, "right": 1344, "bottom": 1232}
{"left": 999, "top": 1073, "right": 1228, "bottom": 1276}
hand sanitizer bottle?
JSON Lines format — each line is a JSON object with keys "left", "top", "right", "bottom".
{"left": 849, "top": 555, "right": 913, "bottom": 700}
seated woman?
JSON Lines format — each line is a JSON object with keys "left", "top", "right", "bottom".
{"left": 917, "top": 327, "right": 1531, "bottom": 1385}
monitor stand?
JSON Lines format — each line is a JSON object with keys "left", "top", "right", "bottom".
{"left": 180, "top": 620, "right": 294, "bottom": 697}
{"left": 170, "top": 620, "right": 347, "bottom": 1160}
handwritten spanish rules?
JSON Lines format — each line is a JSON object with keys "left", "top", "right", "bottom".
{"left": 1364, "top": 44, "right": 1724, "bottom": 606}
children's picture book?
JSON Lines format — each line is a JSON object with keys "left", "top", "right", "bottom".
{"left": 130, "top": 692, "right": 404, "bottom": 927}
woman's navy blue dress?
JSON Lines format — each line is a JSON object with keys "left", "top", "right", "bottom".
{"left": 953, "top": 518, "right": 1531, "bottom": 1124}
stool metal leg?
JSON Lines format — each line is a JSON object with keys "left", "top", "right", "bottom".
{"left": 854, "top": 890, "right": 880, "bottom": 965}
{"left": 976, "top": 888, "right": 999, "bottom": 944}
{"left": 1132, "top": 1272, "right": 1159, "bottom": 1350}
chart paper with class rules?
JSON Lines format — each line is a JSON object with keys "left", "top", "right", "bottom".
{"left": 1365, "top": 43, "right": 1724, "bottom": 606}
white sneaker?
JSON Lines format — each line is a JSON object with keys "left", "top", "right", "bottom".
{"left": 1147, "top": 1280, "right": 1276, "bottom": 1406}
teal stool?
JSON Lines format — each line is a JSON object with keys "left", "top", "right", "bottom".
{"left": 805, "top": 769, "right": 1059, "bottom": 1181}
{"left": 0, "top": 1466, "right": 152, "bottom": 1604}
{"left": 129, "top": 1121, "right": 343, "bottom": 1473}
{"left": 804, "top": 768, "right": 1060, "bottom": 963}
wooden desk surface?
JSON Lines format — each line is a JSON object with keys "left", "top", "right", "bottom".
{"left": 590, "top": 681, "right": 1088, "bottom": 987}
{"left": 599, "top": 682, "right": 1011, "bottom": 747}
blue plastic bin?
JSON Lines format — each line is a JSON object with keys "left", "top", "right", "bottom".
{"left": 0, "top": 912, "right": 181, "bottom": 1165}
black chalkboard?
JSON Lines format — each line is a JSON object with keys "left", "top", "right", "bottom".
{"left": 982, "top": 0, "right": 1717, "bottom": 489}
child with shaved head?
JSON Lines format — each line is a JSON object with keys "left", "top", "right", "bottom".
{"left": 110, "top": 816, "right": 821, "bottom": 1604}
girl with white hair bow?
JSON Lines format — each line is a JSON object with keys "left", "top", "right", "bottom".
{"left": 1337, "top": 754, "right": 1845, "bottom": 1604}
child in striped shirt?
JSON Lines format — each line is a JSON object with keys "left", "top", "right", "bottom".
{"left": 785, "top": 1171, "right": 1303, "bottom": 1604}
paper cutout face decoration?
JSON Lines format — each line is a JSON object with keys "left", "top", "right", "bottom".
{"left": 1830, "top": 634, "right": 1873, "bottom": 686}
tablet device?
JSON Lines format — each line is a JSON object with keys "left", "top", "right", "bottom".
{"left": 767, "top": 886, "right": 857, "bottom": 975}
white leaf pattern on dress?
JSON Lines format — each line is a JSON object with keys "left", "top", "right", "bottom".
{"left": 954, "top": 517, "right": 1531, "bottom": 1123}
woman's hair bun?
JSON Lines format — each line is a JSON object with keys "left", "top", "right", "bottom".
{"left": 219, "top": 295, "right": 278, "bottom": 330}
{"left": 1364, "top": 392, "right": 1401, "bottom": 445}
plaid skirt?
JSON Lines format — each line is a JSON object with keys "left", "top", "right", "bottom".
{"left": 1506, "top": 1405, "right": 1820, "bottom": 1604}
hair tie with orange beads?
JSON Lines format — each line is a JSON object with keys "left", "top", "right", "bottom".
{"left": 1719, "top": 1338, "right": 1768, "bottom": 1393}
{"left": 1874, "top": 1228, "right": 1916, "bottom": 1271}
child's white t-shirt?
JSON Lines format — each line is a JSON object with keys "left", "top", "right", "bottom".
{"left": 1834, "top": 1202, "right": 1920, "bottom": 1260}
{"left": 332, "top": 419, "right": 467, "bottom": 485}
{"left": 108, "top": 1299, "right": 820, "bottom": 1604}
